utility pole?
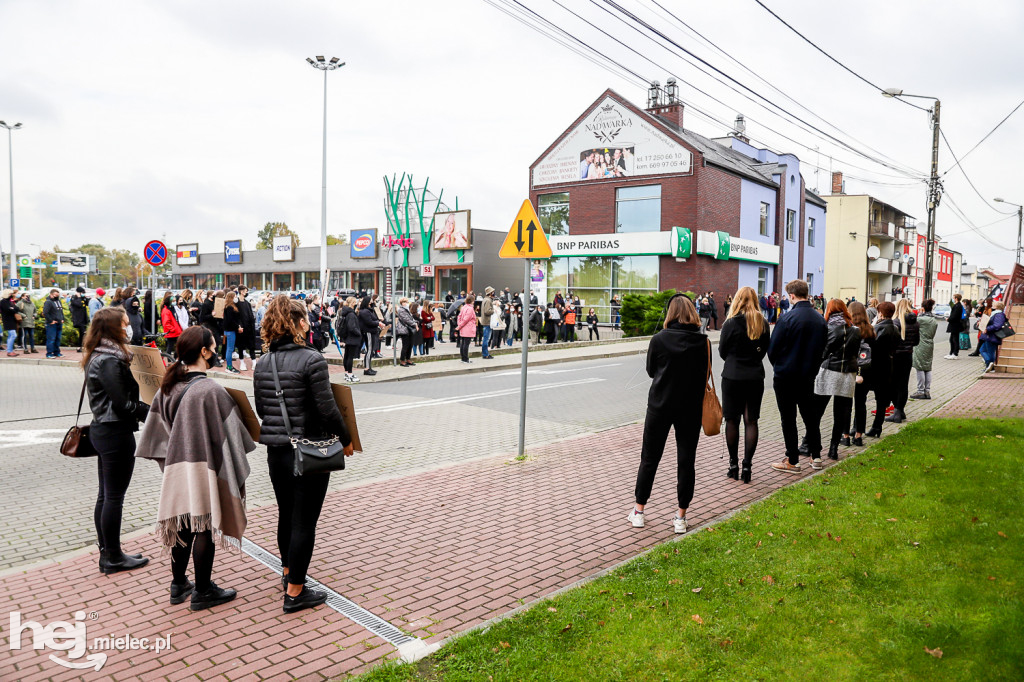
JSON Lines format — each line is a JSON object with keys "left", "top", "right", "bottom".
{"left": 924, "top": 100, "right": 941, "bottom": 301}
{"left": 0, "top": 121, "right": 21, "bottom": 286}
{"left": 306, "top": 56, "right": 344, "bottom": 296}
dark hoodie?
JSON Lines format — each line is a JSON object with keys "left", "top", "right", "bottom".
{"left": 893, "top": 312, "right": 921, "bottom": 355}
{"left": 646, "top": 322, "right": 708, "bottom": 413}
{"left": 337, "top": 306, "right": 363, "bottom": 346}
{"left": 872, "top": 317, "right": 899, "bottom": 378}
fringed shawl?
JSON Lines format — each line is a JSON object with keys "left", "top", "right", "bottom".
{"left": 136, "top": 376, "right": 255, "bottom": 550}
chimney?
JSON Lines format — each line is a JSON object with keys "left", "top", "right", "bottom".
{"left": 645, "top": 78, "right": 684, "bottom": 129}
{"left": 831, "top": 171, "right": 844, "bottom": 195}
{"left": 730, "top": 113, "right": 749, "bottom": 143}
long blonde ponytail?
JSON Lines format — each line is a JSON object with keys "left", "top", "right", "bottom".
{"left": 728, "top": 287, "right": 766, "bottom": 340}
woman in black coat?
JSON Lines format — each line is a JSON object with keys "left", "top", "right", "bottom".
{"left": 253, "top": 296, "right": 352, "bottom": 614}
{"left": 818, "top": 299, "right": 861, "bottom": 461}
{"left": 718, "top": 287, "right": 769, "bottom": 483}
{"left": 337, "top": 297, "right": 364, "bottom": 382}
{"left": 82, "top": 307, "right": 151, "bottom": 574}
{"left": 848, "top": 302, "right": 875, "bottom": 446}
{"left": 945, "top": 294, "right": 965, "bottom": 358}
{"left": 866, "top": 301, "right": 899, "bottom": 437}
{"left": 886, "top": 299, "right": 920, "bottom": 424}
{"left": 123, "top": 286, "right": 144, "bottom": 342}
{"left": 70, "top": 287, "right": 90, "bottom": 351}
{"left": 630, "top": 294, "right": 708, "bottom": 535}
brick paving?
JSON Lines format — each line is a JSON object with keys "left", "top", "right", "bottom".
{"left": 932, "top": 373, "right": 1024, "bottom": 419}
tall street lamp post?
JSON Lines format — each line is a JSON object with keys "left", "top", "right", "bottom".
{"left": 993, "top": 198, "right": 1023, "bottom": 266}
{"left": 306, "top": 56, "right": 344, "bottom": 293}
{"left": 882, "top": 90, "right": 940, "bottom": 300}
{"left": 0, "top": 121, "right": 22, "bottom": 287}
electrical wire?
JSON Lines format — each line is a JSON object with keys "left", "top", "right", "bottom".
{"left": 751, "top": 0, "right": 929, "bottom": 113}
{"left": 942, "top": 97, "right": 1024, "bottom": 171}
{"left": 939, "top": 129, "right": 1016, "bottom": 215}
{"left": 942, "top": 191, "right": 1014, "bottom": 251}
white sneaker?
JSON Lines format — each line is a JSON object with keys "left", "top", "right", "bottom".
{"left": 950, "top": 355, "right": 960, "bottom": 360}
{"left": 811, "top": 457, "right": 823, "bottom": 470}
{"left": 238, "top": 359, "right": 247, "bottom": 371}
{"left": 943, "top": 354, "right": 952, "bottom": 359}
{"left": 348, "top": 373, "right": 360, "bottom": 382}
{"left": 628, "top": 508, "right": 645, "bottom": 528}
{"left": 985, "top": 362, "right": 996, "bottom": 373}
{"left": 673, "top": 516, "right": 687, "bottom": 534}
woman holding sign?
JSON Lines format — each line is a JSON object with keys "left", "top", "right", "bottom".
{"left": 253, "top": 297, "right": 353, "bottom": 613}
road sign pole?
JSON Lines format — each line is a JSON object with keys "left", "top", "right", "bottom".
{"left": 517, "top": 258, "right": 530, "bottom": 458}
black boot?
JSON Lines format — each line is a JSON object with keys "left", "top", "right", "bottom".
{"left": 284, "top": 586, "right": 329, "bottom": 614}
{"left": 740, "top": 460, "right": 752, "bottom": 484}
{"left": 99, "top": 551, "right": 149, "bottom": 575}
{"left": 865, "top": 428, "right": 882, "bottom": 438}
{"left": 840, "top": 436, "right": 851, "bottom": 447}
{"left": 190, "top": 583, "right": 237, "bottom": 611}
{"left": 827, "top": 444, "right": 840, "bottom": 460}
{"left": 169, "top": 579, "right": 195, "bottom": 605}
{"left": 727, "top": 454, "right": 739, "bottom": 480}
{"left": 884, "top": 409, "right": 904, "bottom": 424}
{"left": 798, "top": 437, "right": 810, "bottom": 456}
{"left": 98, "top": 546, "right": 142, "bottom": 572}
{"left": 853, "top": 436, "right": 864, "bottom": 447}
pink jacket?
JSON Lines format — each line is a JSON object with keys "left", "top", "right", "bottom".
{"left": 457, "top": 302, "right": 477, "bottom": 337}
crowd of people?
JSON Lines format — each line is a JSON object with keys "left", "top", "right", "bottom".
{"left": 627, "top": 280, "right": 1014, "bottom": 534}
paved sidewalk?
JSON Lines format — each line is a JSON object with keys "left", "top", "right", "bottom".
{"left": 932, "top": 373, "right": 1024, "bottom": 419}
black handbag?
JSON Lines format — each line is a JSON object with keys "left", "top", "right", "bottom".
{"left": 269, "top": 352, "right": 346, "bottom": 476}
{"left": 994, "top": 320, "right": 1016, "bottom": 340}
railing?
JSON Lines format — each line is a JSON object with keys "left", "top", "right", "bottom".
{"left": 867, "top": 257, "right": 891, "bottom": 273}
{"left": 869, "top": 222, "right": 895, "bottom": 238}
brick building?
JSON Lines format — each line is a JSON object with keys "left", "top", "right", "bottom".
{"left": 527, "top": 87, "right": 825, "bottom": 316}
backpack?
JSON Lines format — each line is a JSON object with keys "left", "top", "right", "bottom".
{"left": 857, "top": 340, "right": 872, "bottom": 368}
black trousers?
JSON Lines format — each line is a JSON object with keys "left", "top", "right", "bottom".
{"left": 871, "top": 384, "right": 891, "bottom": 432}
{"left": 170, "top": 526, "right": 214, "bottom": 592}
{"left": 90, "top": 428, "right": 137, "bottom": 558}
{"left": 891, "top": 353, "right": 913, "bottom": 411}
{"left": 19, "top": 327, "right": 34, "bottom": 350}
{"left": 634, "top": 409, "right": 701, "bottom": 509}
{"left": 363, "top": 331, "right": 378, "bottom": 371}
{"left": 589, "top": 324, "right": 599, "bottom": 341}
{"left": 459, "top": 336, "right": 472, "bottom": 362}
{"left": 399, "top": 333, "right": 414, "bottom": 362}
{"left": 267, "top": 445, "right": 331, "bottom": 587}
{"left": 853, "top": 379, "right": 872, "bottom": 434}
{"left": 949, "top": 331, "right": 960, "bottom": 356}
{"left": 343, "top": 343, "right": 359, "bottom": 373}
{"left": 774, "top": 377, "right": 823, "bottom": 463}
{"left": 826, "top": 395, "right": 853, "bottom": 446}
{"left": 165, "top": 335, "right": 177, "bottom": 358}
{"left": 75, "top": 324, "right": 88, "bottom": 349}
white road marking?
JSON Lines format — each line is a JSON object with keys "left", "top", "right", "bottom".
{"left": 485, "top": 362, "right": 623, "bottom": 378}
{"left": 0, "top": 429, "right": 67, "bottom": 449}
{"left": 355, "top": 377, "right": 605, "bottom": 415}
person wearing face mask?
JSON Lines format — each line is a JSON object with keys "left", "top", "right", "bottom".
{"left": 82, "top": 307, "right": 151, "bottom": 574}
{"left": 136, "top": 326, "right": 256, "bottom": 610}
{"left": 43, "top": 288, "right": 67, "bottom": 358}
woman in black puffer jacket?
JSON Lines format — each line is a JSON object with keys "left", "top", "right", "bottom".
{"left": 817, "top": 299, "right": 861, "bottom": 462}
{"left": 867, "top": 301, "right": 899, "bottom": 437}
{"left": 253, "top": 296, "right": 352, "bottom": 614}
{"left": 886, "top": 298, "right": 920, "bottom": 425}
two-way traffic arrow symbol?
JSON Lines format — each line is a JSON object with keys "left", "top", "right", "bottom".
{"left": 514, "top": 220, "right": 525, "bottom": 251}
{"left": 526, "top": 220, "right": 536, "bottom": 251}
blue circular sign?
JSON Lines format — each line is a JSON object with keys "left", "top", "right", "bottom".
{"left": 144, "top": 240, "right": 168, "bottom": 266}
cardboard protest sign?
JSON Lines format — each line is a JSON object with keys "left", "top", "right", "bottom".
{"left": 129, "top": 345, "right": 166, "bottom": 404}
{"left": 224, "top": 387, "right": 261, "bottom": 442}
{"left": 331, "top": 383, "right": 363, "bottom": 452}
{"left": 213, "top": 297, "right": 226, "bottom": 319}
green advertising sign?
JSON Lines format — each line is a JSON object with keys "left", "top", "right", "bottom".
{"left": 672, "top": 226, "right": 692, "bottom": 258}
{"left": 715, "top": 231, "right": 731, "bottom": 260}
{"left": 19, "top": 266, "right": 32, "bottom": 278}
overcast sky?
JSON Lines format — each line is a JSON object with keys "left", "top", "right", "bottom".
{"left": 1, "top": 0, "right": 1021, "bottom": 272}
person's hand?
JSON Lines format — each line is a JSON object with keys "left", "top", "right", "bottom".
{"left": 238, "top": 327, "right": 244, "bottom": 333}
{"left": 343, "top": 442, "right": 354, "bottom": 456}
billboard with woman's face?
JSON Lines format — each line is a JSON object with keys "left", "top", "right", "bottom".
{"left": 433, "top": 210, "right": 471, "bottom": 250}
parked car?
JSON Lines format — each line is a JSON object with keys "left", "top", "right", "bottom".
{"left": 933, "top": 304, "right": 951, "bottom": 320}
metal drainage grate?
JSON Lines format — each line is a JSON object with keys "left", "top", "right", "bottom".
{"left": 241, "top": 537, "right": 417, "bottom": 647}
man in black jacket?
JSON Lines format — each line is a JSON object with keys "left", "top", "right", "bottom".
{"left": 43, "top": 289, "right": 66, "bottom": 358}
{"left": 945, "top": 293, "right": 965, "bottom": 358}
{"left": 236, "top": 286, "right": 257, "bottom": 367}
{"left": 70, "top": 286, "right": 89, "bottom": 352}
{"left": 767, "top": 280, "right": 827, "bottom": 473}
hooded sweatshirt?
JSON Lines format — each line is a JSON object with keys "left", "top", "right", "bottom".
{"left": 645, "top": 322, "right": 708, "bottom": 414}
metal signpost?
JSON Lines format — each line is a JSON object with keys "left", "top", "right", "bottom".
{"left": 387, "top": 245, "right": 403, "bottom": 366}
{"left": 498, "top": 200, "right": 553, "bottom": 457}
{"left": 143, "top": 240, "right": 168, "bottom": 338}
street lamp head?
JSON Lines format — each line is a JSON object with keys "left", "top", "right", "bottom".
{"left": 329, "top": 57, "right": 339, "bottom": 64}
{"left": 994, "top": 197, "right": 1005, "bottom": 203}
{"left": 316, "top": 55, "right": 325, "bottom": 62}
{"left": 306, "top": 57, "right": 315, "bottom": 65}
{"left": 882, "top": 88, "right": 903, "bottom": 98}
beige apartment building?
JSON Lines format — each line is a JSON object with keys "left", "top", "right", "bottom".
{"left": 824, "top": 175, "right": 916, "bottom": 303}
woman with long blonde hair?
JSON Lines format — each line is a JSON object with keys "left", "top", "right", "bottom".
{"left": 885, "top": 298, "right": 920, "bottom": 424}
{"left": 718, "top": 287, "right": 770, "bottom": 483}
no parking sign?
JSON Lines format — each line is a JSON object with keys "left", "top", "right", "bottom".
{"left": 144, "top": 240, "right": 168, "bottom": 267}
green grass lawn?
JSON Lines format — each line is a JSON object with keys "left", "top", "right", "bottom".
{"left": 360, "top": 419, "right": 1024, "bottom": 681}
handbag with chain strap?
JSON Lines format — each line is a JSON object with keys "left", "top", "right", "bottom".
{"left": 269, "top": 351, "right": 346, "bottom": 476}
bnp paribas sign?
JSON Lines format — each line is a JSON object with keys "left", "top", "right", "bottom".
{"left": 695, "top": 231, "right": 780, "bottom": 265}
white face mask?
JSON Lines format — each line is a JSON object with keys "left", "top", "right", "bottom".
{"left": 124, "top": 324, "right": 133, "bottom": 342}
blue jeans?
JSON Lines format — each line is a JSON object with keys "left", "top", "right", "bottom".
{"left": 979, "top": 339, "right": 997, "bottom": 366}
{"left": 481, "top": 326, "right": 492, "bottom": 357}
{"left": 45, "top": 323, "right": 62, "bottom": 356}
{"left": 224, "top": 331, "right": 236, "bottom": 368}
{"left": 5, "top": 329, "right": 17, "bottom": 353}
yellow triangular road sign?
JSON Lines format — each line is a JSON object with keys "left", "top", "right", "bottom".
{"left": 499, "top": 200, "right": 553, "bottom": 259}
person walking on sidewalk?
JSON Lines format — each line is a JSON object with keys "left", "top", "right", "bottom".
{"left": 136, "top": 326, "right": 256, "bottom": 610}
{"left": 611, "top": 295, "right": 621, "bottom": 329}
{"left": 768, "top": 280, "right": 828, "bottom": 475}
{"left": 945, "top": 293, "right": 965, "bottom": 359}
{"left": 480, "top": 287, "right": 496, "bottom": 359}
{"left": 1, "top": 289, "right": 21, "bottom": 357}
{"left": 160, "top": 291, "right": 183, "bottom": 358}
{"left": 979, "top": 301, "right": 1009, "bottom": 373}
{"left": 815, "top": 299, "right": 861, "bottom": 464}
{"left": 253, "top": 297, "right": 353, "bottom": 614}
{"left": 910, "top": 299, "right": 938, "bottom": 400}
{"left": 629, "top": 294, "right": 708, "bottom": 535}
{"left": 885, "top": 299, "right": 920, "bottom": 424}
{"left": 718, "top": 287, "right": 769, "bottom": 483}
{"left": 16, "top": 292, "right": 37, "bottom": 353}
{"left": 83, "top": 307, "right": 151, "bottom": 575}
{"left": 70, "top": 286, "right": 89, "bottom": 352}
{"left": 457, "top": 291, "right": 477, "bottom": 364}
{"left": 43, "top": 288, "right": 67, "bottom": 358}
{"left": 866, "top": 301, "right": 899, "bottom": 438}
{"left": 848, "top": 302, "right": 876, "bottom": 446}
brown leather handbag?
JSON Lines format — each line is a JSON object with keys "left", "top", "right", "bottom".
{"left": 60, "top": 375, "right": 97, "bottom": 458}
{"left": 702, "top": 340, "right": 722, "bottom": 436}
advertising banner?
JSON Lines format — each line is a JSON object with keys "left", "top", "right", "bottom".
{"left": 548, "top": 231, "right": 671, "bottom": 258}
{"left": 175, "top": 244, "right": 199, "bottom": 266}
{"left": 532, "top": 96, "right": 693, "bottom": 188}
{"left": 350, "top": 229, "right": 378, "bottom": 259}
{"left": 272, "top": 235, "right": 294, "bottom": 262}
{"left": 55, "top": 253, "right": 89, "bottom": 275}
{"left": 433, "top": 210, "right": 471, "bottom": 250}
{"left": 224, "top": 240, "right": 242, "bottom": 264}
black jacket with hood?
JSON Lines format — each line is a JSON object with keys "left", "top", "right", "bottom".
{"left": 337, "top": 306, "right": 363, "bottom": 346}
{"left": 645, "top": 322, "right": 708, "bottom": 414}
{"left": 893, "top": 312, "right": 921, "bottom": 355}
{"left": 872, "top": 318, "right": 899, "bottom": 378}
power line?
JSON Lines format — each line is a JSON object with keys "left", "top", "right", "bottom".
{"left": 942, "top": 97, "right": 1024, "bottom": 171}
{"left": 939, "top": 129, "right": 1016, "bottom": 215}
{"left": 751, "top": 0, "right": 929, "bottom": 112}
{"left": 942, "top": 191, "right": 1014, "bottom": 251}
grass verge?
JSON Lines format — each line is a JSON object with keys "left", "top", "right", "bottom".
{"left": 358, "top": 418, "right": 1024, "bottom": 681}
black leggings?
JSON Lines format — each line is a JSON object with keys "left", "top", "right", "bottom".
{"left": 400, "top": 333, "right": 414, "bottom": 362}
{"left": 871, "top": 385, "right": 891, "bottom": 432}
{"left": 171, "top": 526, "right": 215, "bottom": 591}
{"left": 75, "top": 325, "right": 88, "bottom": 349}
{"left": 725, "top": 413, "right": 758, "bottom": 467}
{"left": 827, "top": 395, "right": 853, "bottom": 446}
{"left": 891, "top": 353, "right": 913, "bottom": 411}
{"left": 853, "top": 379, "right": 871, "bottom": 434}
{"left": 268, "top": 445, "right": 331, "bottom": 587}
{"left": 634, "top": 409, "right": 701, "bottom": 509}
{"left": 459, "top": 336, "right": 472, "bottom": 362}
{"left": 90, "top": 428, "right": 137, "bottom": 558}
{"left": 343, "top": 343, "right": 360, "bottom": 373}
{"left": 364, "top": 332, "right": 378, "bottom": 371}
{"left": 589, "top": 325, "right": 600, "bottom": 341}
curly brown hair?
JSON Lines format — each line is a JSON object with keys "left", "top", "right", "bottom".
{"left": 261, "top": 296, "right": 307, "bottom": 352}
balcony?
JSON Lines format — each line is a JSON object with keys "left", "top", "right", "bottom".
{"left": 869, "top": 221, "right": 896, "bottom": 239}
{"left": 868, "top": 257, "right": 892, "bottom": 274}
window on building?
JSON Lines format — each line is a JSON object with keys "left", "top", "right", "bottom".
{"left": 615, "top": 185, "right": 661, "bottom": 233}
{"left": 757, "top": 267, "right": 768, "bottom": 297}
{"left": 538, "top": 192, "right": 570, "bottom": 236}
{"left": 806, "top": 273, "right": 814, "bottom": 294}
{"left": 544, "top": 255, "right": 658, "bottom": 320}
{"left": 760, "top": 202, "right": 770, "bottom": 236}
{"left": 785, "top": 209, "right": 795, "bottom": 241}
{"left": 807, "top": 217, "right": 815, "bottom": 247}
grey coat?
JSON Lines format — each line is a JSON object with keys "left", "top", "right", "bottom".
{"left": 913, "top": 312, "right": 938, "bottom": 371}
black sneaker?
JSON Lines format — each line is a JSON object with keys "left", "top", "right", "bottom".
{"left": 190, "top": 583, "right": 237, "bottom": 611}
{"left": 170, "top": 580, "right": 195, "bottom": 605}
{"left": 283, "top": 586, "right": 329, "bottom": 614}
{"left": 363, "top": 369, "right": 377, "bottom": 376}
